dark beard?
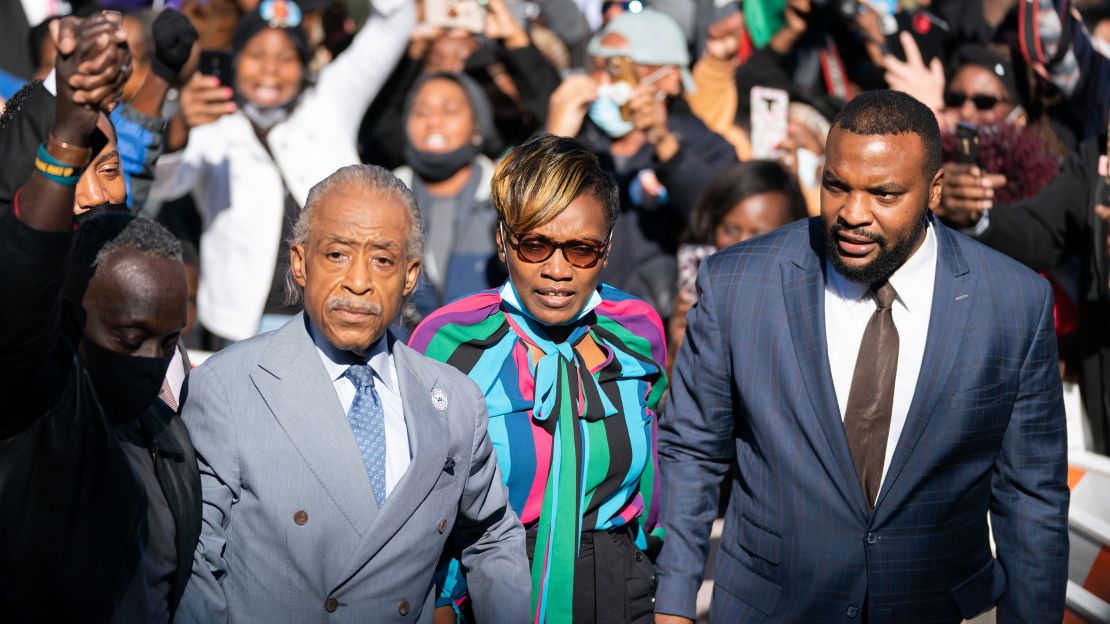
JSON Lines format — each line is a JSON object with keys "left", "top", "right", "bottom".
{"left": 825, "top": 211, "right": 928, "bottom": 285}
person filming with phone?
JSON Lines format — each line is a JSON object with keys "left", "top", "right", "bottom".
{"left": 544, "top": 8, "right": 737, "bottom": 318}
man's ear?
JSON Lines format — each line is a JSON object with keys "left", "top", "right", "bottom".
{"left": 402, "top": 255, "right": 421, "bottom": 297}
{"left": 928, "top": 166, "right": 944, "bottom": 212}
{"left": 495, "top": 226, "right": 506, "bottom": 262}
{"left": 290, "top": 243, "right": 307, "bottom": 288}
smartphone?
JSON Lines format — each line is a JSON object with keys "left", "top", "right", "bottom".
{"left": 199, "top": 50, "right": 233, "bottom": 88}
{"left": 425, "top": 0, "right": 487, "bottom": 34}
{"left": 677, "top": 244, "right": 717, "bottom": 304}
{"left": 955, "top": 122, "right": 981, "bottom": 166}
{"left": 750, "top": 86, "right": 790, "bottom": 160}
{"left": 606, "top": 56, "right": 639, "bottom": 121}
{"left": 884, "top": 9, "right": 950, "bottom": 65}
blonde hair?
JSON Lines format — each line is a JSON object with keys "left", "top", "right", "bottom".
{"left": 490, "top": 134, "right": 619, "bottom": 234}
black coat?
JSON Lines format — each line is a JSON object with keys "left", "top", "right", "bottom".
{"left": 978, "top": 137, "right": 1110, "bottom": 453}
{"left": 0, "top": 211, "right": 202, "bottom": 621}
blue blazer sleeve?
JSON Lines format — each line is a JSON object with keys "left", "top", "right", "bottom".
{"left": 654, "top": 259, "right": 738, "bottom": 620}
{"left": 990, "top": 280, "right": 1070, "bottom": 622}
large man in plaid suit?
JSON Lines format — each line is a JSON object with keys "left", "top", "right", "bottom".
{"left": 654, "top": 91, "right": 1069, "bottom": 624}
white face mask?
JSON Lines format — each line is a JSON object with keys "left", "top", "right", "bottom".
{"left": 586, "top": 64, "right": 674, "bottom": 138}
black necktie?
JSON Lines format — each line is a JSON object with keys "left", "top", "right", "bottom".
{"left": 843, "top": 281, "right": 899, "bottom": 511}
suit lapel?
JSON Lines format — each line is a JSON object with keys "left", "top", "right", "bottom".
{"left": 250, "top": 315, "right": 378, "bottom": 536}
{"left": 873, "top": 221, "right": 974, "bottom": 516}
{"left": 782, "top": 219, "right": 870, "bottom": 517}
{"left": 335, "top": 341, "right": 449, "bottom": 587}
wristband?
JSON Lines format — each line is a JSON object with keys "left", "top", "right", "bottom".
{"left": 34, "top": 143, "right": 83, "bottom": 187}
{"left": 47, "top": 133, "right": 92, "bottom": 168}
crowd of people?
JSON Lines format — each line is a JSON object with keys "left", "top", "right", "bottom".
{"left": 0, "top": 0, "right": 1106, "bottom": 621}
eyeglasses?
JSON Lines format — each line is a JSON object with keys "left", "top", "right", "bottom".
{"left": 943, "top": 92, "right": 1008, "bottom": 111}
{"left": 500, "top": 222, "right": 612, "bottom": 269}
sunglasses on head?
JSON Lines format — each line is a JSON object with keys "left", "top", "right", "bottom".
{"left": 500, "top": 222, "right": 612, "bottom": 269}
{"left": 943, "top": 92, "right": 1007, "bottom": 111}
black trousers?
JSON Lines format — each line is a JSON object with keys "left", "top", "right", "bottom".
{"left": 525, "top": 525, "right": 657, "bottom": 623}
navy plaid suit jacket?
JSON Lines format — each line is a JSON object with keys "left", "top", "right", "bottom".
{"left": 655, "top": 217, "right": 1069, "bottom": 623}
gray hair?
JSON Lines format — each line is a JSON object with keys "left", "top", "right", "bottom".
{"left": 66, "top": 212, "right": 183, "bottom": 303}
{"left": 284, "top": 164, "right": 425, "bottom": 306}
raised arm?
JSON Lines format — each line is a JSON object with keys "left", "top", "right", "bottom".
{"left": 654, "top": 263, "right": 737, "bottom": 623}
{"left": 0, "top": 13, "right": 130, "bottom": 434}
{"left": 111, "top": 9, "right": 199, "bottom": 211}
{"left": 307, "top": 0, "right": 416, "bottom": 138}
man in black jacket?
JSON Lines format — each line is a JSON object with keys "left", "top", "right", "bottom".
{"left": 937, "top": 138, "right": 1110, "bottom": 454}
{"left": 0, "top": 12, "right": 201, "bottom": 621}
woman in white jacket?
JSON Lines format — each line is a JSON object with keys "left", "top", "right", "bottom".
{"left": 151, "top": 0, "right": 414, "bottom": 344}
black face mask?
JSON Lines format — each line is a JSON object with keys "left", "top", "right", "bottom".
{"left": 403, "top": 142, "right": 478, "bottom": 183}
{"left": 82, "top": 338, "right": 173, "bottom": 422}
{"left": 75, "top": 203, "right": 129, "bottom": 224}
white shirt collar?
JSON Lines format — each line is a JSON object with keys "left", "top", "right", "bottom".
{"left": 825, "top": 220, "right": 938, "bottom": 312}
{"left": 307, "top": 319, "right": 397, "bottom": 394}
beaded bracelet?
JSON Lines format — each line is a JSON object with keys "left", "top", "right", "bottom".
{"left": 34, "top": 143, "right": 83, "bottom": 187}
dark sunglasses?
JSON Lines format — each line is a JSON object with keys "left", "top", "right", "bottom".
{"left": 943, "top": 92, "right": 1008, "bottom": 111}
{"left": 500, "top": 222, "right": 612, "bottom": 269}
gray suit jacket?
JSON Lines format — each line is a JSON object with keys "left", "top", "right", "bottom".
{"left": 176, "top": 315, "right": 530, "bottom": 623}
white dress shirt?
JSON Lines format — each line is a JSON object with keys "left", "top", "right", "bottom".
{"left": 824, "top": 222, "right": 938, "bottom": 495}
{"left": 310, "top": 327, "right": 411, "bottom": 496}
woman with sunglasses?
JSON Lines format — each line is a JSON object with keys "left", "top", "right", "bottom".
{"left": 410, "top": 134, "right": 667, "bottom": 624}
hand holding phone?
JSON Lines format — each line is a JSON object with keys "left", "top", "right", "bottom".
{"left": 199, "top": 50, "right": 233, "bottom": 88}
{"left": 955, "top": 122, "right": 981, "bottom": 166}
{"left": 425, "top": 0, "right": 487, "bottom": 34}
{"left": 750, "top": 86, "right": 790, "bottom": 160}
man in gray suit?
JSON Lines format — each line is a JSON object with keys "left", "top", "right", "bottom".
{"left": 177, "top": 164, "right": 530, "bottom": 623}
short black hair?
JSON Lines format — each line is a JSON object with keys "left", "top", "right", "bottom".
{"left": 686, "top": 160, "right": 809, "bottom": 245}
{"left": 66, "top": 213, "right": 183, "bottom": 303}
{"left": 831, "top": 89, "right": 941, "bottom": 177}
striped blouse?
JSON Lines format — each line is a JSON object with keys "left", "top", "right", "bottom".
{"left": 409, "top": 282, "right": 667, "bottom": 623}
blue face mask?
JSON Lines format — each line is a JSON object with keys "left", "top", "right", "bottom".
{"left": 588, "top": 82, "right": 635, "bottom": 138}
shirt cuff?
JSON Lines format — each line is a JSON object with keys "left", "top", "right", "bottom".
{"left": 960, "top": 209, "right": 991, "bottom": 238}
{"left": 653, "top": 574, "right": 701, "bottom": 620}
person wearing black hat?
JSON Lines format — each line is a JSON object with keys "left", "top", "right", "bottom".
{"left": 942, "top": 45, "right": 1025, "bottom": 129}
{"left": 151, "top": 0, "right": 415, "bottom": 346}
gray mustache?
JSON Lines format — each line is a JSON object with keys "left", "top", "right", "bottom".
{"left": 327, "top": 296, "right": 382, "bottom": 316}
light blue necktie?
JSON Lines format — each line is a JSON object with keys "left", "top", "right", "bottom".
{"left": 344, "top": 364, "right": 387, "bottom": 507}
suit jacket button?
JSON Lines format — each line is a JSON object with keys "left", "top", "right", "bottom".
{"left": 866, "top": 532, "right": 877, "bottom": 544}
{"left": 324, "top": 597, "right": 338, "bottom": 613}
{"left": 437, "top": 518, "right": 447, "bottom": 534}
{"left": 398, "top": 599, "right": 410, "bottom": 615}
{"left": 294, "top": 510, "right": 308, "bottom": 525}
{"left": 846, "top": 605, "right": 859, "bottom": 618}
